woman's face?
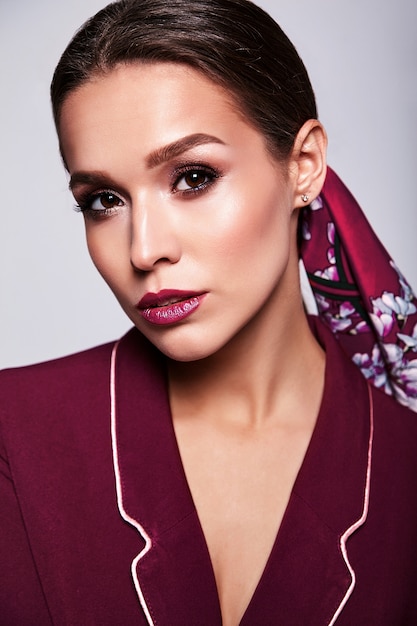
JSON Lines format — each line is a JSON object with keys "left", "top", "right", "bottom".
{"left": 59, "top": 63, "right": 302, "bottom": 361}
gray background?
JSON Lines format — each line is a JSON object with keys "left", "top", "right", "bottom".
{"left": 1, "top": 0, "right": 416, "bottom": 369}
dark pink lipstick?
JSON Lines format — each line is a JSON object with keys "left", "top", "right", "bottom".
{"left": 137, "top": 290, "right": 205, "bottom": 325}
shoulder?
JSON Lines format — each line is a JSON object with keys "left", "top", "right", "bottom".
{"left": 0, "top": 327, "right": 155, "bottom": 437}
{"left": 311, "top": 314, "right": 417, "bottom": 469}
{"left": 0, "top": 327, "right": 162, "bottom": 484}
{"left": 0, "top": 340, "right": 116, "bottom": 458}
{"left": 0, "top": 327, "right": 153, "bottom": 399}
{"left": 0, "top": 339, "right": 115, "bottom": 407}
{"left": 372, "top": 382, "right": 417, "bottom": 426}
{"left": 371, "top": 384, "right": 417, "bottom": 477}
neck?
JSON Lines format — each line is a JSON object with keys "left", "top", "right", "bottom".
{"left": 168, "top": 269, "right": 325, "bottom": 432}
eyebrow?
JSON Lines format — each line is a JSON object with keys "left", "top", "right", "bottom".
{"left": 69, "top": 133, "right": 225, "bottom": 191}
{"left": 146, "top": 133, "right": 225, "bottom": 168}
{"left": 69, "top": 171, "right": 117, "bottom": 192}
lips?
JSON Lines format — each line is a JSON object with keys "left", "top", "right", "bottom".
{"left": 137, "top": 290, "right": 206, "bottom": 325}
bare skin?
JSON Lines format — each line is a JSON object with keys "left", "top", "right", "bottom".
{"left": 59, "top": 62, "right": 328, "bottom": 625}
{"left": 169, "top": 244, "right": 325, "bottom": 625}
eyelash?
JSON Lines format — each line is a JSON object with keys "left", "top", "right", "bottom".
{"left": 74, "top": 190, "right": 123, "bottom": 221}
{"left": 171, "top": 163, "right": 220, "bottom": 196}
{"left": 74, "top": 164, "right": 221, "bottom": 220}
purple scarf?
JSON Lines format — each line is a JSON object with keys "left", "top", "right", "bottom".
{"left": 300, "top": 167, "right": 417, "bottom": 412}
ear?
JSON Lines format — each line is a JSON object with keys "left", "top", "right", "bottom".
{"left": 289, "top": 119, "right": 327, "bottom": 208}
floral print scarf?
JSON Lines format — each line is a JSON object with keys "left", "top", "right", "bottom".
{"left": 300, "top": 167, "right": 417, "bottom": 412}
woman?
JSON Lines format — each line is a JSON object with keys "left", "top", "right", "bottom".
{"left": 1, "top": 0, "right": 417, "bottom": 624}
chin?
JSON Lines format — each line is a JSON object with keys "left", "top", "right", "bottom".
{"left": 152, "top": 340, "right": 217, "bottom": 363}
{"left": 137, "top": 325, "right": 227, "bottom": 363}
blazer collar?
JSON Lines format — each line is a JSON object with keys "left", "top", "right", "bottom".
{"left": 242, "top": 318, "right": 374, "bottom": 625}
{"left": 111, "top": 329, "right": 221, "bottom": 624}
{"left": 111, "top": 320, "right": 373, "bottom": 625}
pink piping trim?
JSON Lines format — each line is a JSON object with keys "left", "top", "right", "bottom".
{"left": 110, "top": 340, "right": 155, "bottom": 626}
{"left": 327, "top": 384, "right": 374, "bottom": 626}
{"left": 109, "top": 340, "right": 374, "bottom": 626}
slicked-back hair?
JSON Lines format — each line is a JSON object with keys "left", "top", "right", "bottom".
{"left": 51, "top": 0, "right": 317, "bottom": 160}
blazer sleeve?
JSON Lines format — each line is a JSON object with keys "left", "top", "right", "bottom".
{"left": 0, "top": 377, "right": 53, "bottom": 625}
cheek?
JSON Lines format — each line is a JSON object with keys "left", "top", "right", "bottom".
{"left": 84, "top": 223, "right": 127, "bottom": 289}
{"left": 204, "top": 185, "right": 290, "bottom": 265}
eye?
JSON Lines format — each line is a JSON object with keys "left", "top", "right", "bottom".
{"left": 90, "top": 192, "right": 123, "bottom": 211}
{"left": 75, "top": 190, "right": 124, "bottom": 220}
{"left": 176, "top": 170, "right": 210, "bottom": 191}
{"left": 173, "top": 165, "right": 219, "bottom": 196}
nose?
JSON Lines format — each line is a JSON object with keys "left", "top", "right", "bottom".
{"left": 129, "top": 198, "right": 181, "bottom": 272}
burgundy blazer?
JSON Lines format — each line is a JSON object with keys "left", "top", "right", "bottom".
{"left": 1, "top": 319, "right": 417, "bottom": 625}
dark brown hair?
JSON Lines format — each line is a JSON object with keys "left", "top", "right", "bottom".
{"left": 51, "top": 0, "right": 317, "bottom": 159}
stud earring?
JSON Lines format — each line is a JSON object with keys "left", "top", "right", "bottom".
{"left": 301, "top": 194, "right": 309, "bottom": 203}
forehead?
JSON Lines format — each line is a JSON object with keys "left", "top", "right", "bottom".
{"left": 60, "top": 63, "right": 237, "bottom": 138}
{"left": 58, "top": 62, "right": 271, "bottom": 171}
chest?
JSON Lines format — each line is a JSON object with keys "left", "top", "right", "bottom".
{"left": 173, "top": 419, "right": 314, "bottom": 626}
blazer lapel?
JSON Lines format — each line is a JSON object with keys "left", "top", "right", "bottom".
{"left": 111, "top": 329, "right": 222, "bottom": 625}
{"left": 241, "top": 319, "right": 374, "bottom": 625}
{"left": 111, "top": 321, "right": 373, "bottom": 626}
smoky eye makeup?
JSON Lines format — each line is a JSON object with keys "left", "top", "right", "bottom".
{"left": 73, "top": 189, "right": 125, "bottom": 220}
{"left": 170, "top": 162, "right": 222, "bottom": 197}
{"left": 70, "top": 155, "right": 224, "bottom": 218}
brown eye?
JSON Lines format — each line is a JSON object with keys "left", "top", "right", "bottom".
{"left": 94, "top": 192, "right": 122, "bottom": 210}
{"left": 184, "top": 171, "right": 208, "bottom": 188}
{"left": 75, "top": 189, "right": 125, "bottom": 219}
{"left": 87, "top": 191, "right": 123, "bottom": 212}
{"left": 175, "top": 167, "right": 218, "bottom": 193}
